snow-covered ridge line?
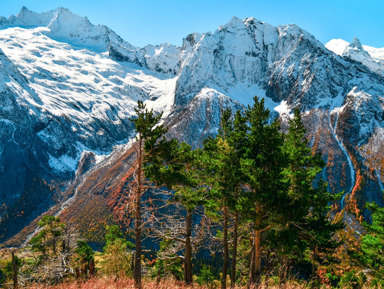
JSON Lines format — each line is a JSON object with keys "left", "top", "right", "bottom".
{"left": 326, "top": 38, "right": 384, "bottom": 75}
{"left": 0, "top": 7, "right": 128, "bottom": 52}
{"left": 0, "top": 7, "right": 183, "bottom": 75}
{"left": 326, "top": 38, "right": 384, "bottom": 60}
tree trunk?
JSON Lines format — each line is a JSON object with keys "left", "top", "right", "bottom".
{"left": 248, "top": 242, "right": 255, "bottom": 289}
{"left": 184, "top": 209, "right": 193, "bottom": 285}
{"left": 230, "top": 209, "right": 238, "bottom": 288}
{"left": 12, "top": 251, "right": 18, "bottom": 289}
{"left": 279, "top": 255, "right": 289, "bottom": 286}
{"left": 249, "top": 203, "right": 262, "bottom": 287}
{"left": 53, "top": 237, "right": 56, "bottom": 255}
{"left": 134, "top": 199, "right": 142, "bottom": 288}
{"left": 134, "top": 139, "right": 143, "bottom": 289}
{"left": 89, "top": 259, "right": 95, "bottom": 276}
{"left": 221, "top": 207, "right": 229, "bottom": 289}
{"left": 132, "top": 252, "right": 135, "bottom": 272}
{"left": 254, "top": 229, "right": 262, "bottom": 283}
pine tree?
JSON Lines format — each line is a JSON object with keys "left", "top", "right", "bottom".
{"left": 29, "top": 215, "right": 65, "bottom": 256}
{"left": 202, "top": 110, "right": 232, "bottom": 289}
{"left": 202, "top": 108, "right": 248, "bottom": 289}
{"left": 166, "top": 142, "right": 203, "bottom": 285}
{"left": 129, "top": 100, "right": 169, "bottom": 289}
{"left": 361, "top": 201, "right": 384, "bottom": 280}
{"left": 278, "top": 108, "right": 343, "bottom": 280}
{"left": 102, "top": 225, "right": 133, "bottom": 281}
{"left": 144, "top": 131, "right": 205, "bottom": 285}
{"left": 168, "top": 143, "right": 203, "bottom": 285}
{"left": 240, "top": 96, "right": 285, "bottom": 286}
{"left": 74, "top": 240, "right": 95, "bottom": 277}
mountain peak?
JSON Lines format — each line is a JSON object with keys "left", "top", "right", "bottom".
{"left": 18, "top": 6, "right": 31, "bottom": 15}
{"left": 56, "top": 7, "right": 71, "bottom": 13}
{"left": 326, "top": 38, "right": 384, "bottom": 75}
{"left": 53, "top": 7, "right": 85, "bottom": 21}
{"left": 0, "top": 7, "right": 128, "bottom": 52}
{"left": 350, "top": 36, "right": 363, "bottom": 50}
{"left": 220, "top": 16, "right": 244, "bottom": 29}
{"left": 243, "top": 17, "right": 262, "bottom": 26}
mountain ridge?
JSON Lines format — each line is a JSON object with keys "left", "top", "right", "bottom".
{"left": 326, "top": 37, "right": 384, "bottom": 76}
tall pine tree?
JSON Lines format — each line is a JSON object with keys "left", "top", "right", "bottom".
{"left": 240, "top": 97, "right": 285, "bottom": 286}
{"left": 145, "top": 140, "right": 204, "bottom": 285}
{"left": 278, "top": 108, "right": 343, "bottom": 280}
{"left": 129, "top": 100, "right": 169, "bottom": 289}
{"left": 202, "top": 108, "right": 248, "bottom": 289}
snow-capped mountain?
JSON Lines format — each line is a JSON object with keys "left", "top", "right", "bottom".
{"left": 326, "top": 37, "right": 384, "bottom": 75}
{"left": 1, "top": 7, "right": 384, "bottom": 244}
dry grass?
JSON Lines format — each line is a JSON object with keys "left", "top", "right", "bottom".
{"left": 20, "top": 276, "right": 384, "bottom": 289}
{"left": 27, "top": 277, "right": 313, "bottom": 289}
{"left": 29, "top": 278, "right": 210, "bottom": 289}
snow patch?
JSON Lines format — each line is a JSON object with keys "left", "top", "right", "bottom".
{"left": 325, "top": 39, "right": 349, "bottom": 56}
{"left": 48, "top": 153, "right": 77, "bottom": 172}
{"left": 274, "top": 100, "right": 290, "bottom": 115}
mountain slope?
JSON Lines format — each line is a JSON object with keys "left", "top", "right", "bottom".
{"left": 1, "top": 8, "right": 384, "bottom": 244}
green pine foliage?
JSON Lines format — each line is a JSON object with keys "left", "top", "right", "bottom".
{"left": 73, "top": 240, "right": 95, "bottom": 277}
{"left": 0, "top": 268, "right": 4, "bottom": 286}
{"left": 152, "top": 239, "right": 183, "bottom": 281}
{"left": 103, "top": 225, "right": 134, "bottom": 251}
{"left": 240, "top": 96, "right": 286, "bottom": 228}
{"left": 362, "top": 202, "right": 384, "bottom": 279}
{"left": 275, "top": 108, "right": 344, "bottom": 269}
{"left": 101, "top": 225, "right": 133, "bottom": 280}
{"left": 196, "top": 264, "right": 216, "bottom": 288}
{"left": 130, "top": 100, "right": 168, "bottom": 152}
{"left": 29, "top": 215, "right": 65, "bottom": 256}
{"left": 2, "top": 255, "right": 22, "bottom": 282}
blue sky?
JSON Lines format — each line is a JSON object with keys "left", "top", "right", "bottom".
{"left": 0, "top": 0, "right": 383, "bottom": 48}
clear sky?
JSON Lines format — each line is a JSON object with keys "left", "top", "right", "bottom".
{"left": 0, "top": 0, "right": 383, "bottom": 48}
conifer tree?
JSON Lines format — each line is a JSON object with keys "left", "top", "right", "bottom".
{"left": 202, "top": 108, "right": 248, "bottom": 289}
{"left": 146, "top": 141, "right": 204, "bottom": 285}
{"left": 240, "top": 96, "right": 285, "bottom": 286}
{"left": 361, "top": 201, "right": 384, "bottom": 280}
{"left": 74, "top": 240, "right": 95, "bottom": 277}
{"left": 278, "top": 108, "right": 343, "bottom": 280}
{"left": 202, "top": 110, "right": 233, "bottom": 289}
{"left": 129, "top": 100, "right": 169, "bottom": 289}
{"left": 102, "top": 225, "right": 133, "bottom": 281}
{"left": 29, "top": 215, "right": 65, "bottom": 256}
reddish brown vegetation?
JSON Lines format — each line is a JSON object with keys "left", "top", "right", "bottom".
{"left": 27, "top": 277, "right": 312, "bottom": 289}
{"left": 8, "top": 146, "right": 138, "bottom": 246}
{"left": 29, "top": 278, "right": 205, "bottom": 289}
{"left": 346, "top": 169, "right": 364, "bottom": 221}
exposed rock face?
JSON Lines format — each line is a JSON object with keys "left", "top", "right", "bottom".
{"left": 1, "top": 8, "right": 384, "bottom": 243}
